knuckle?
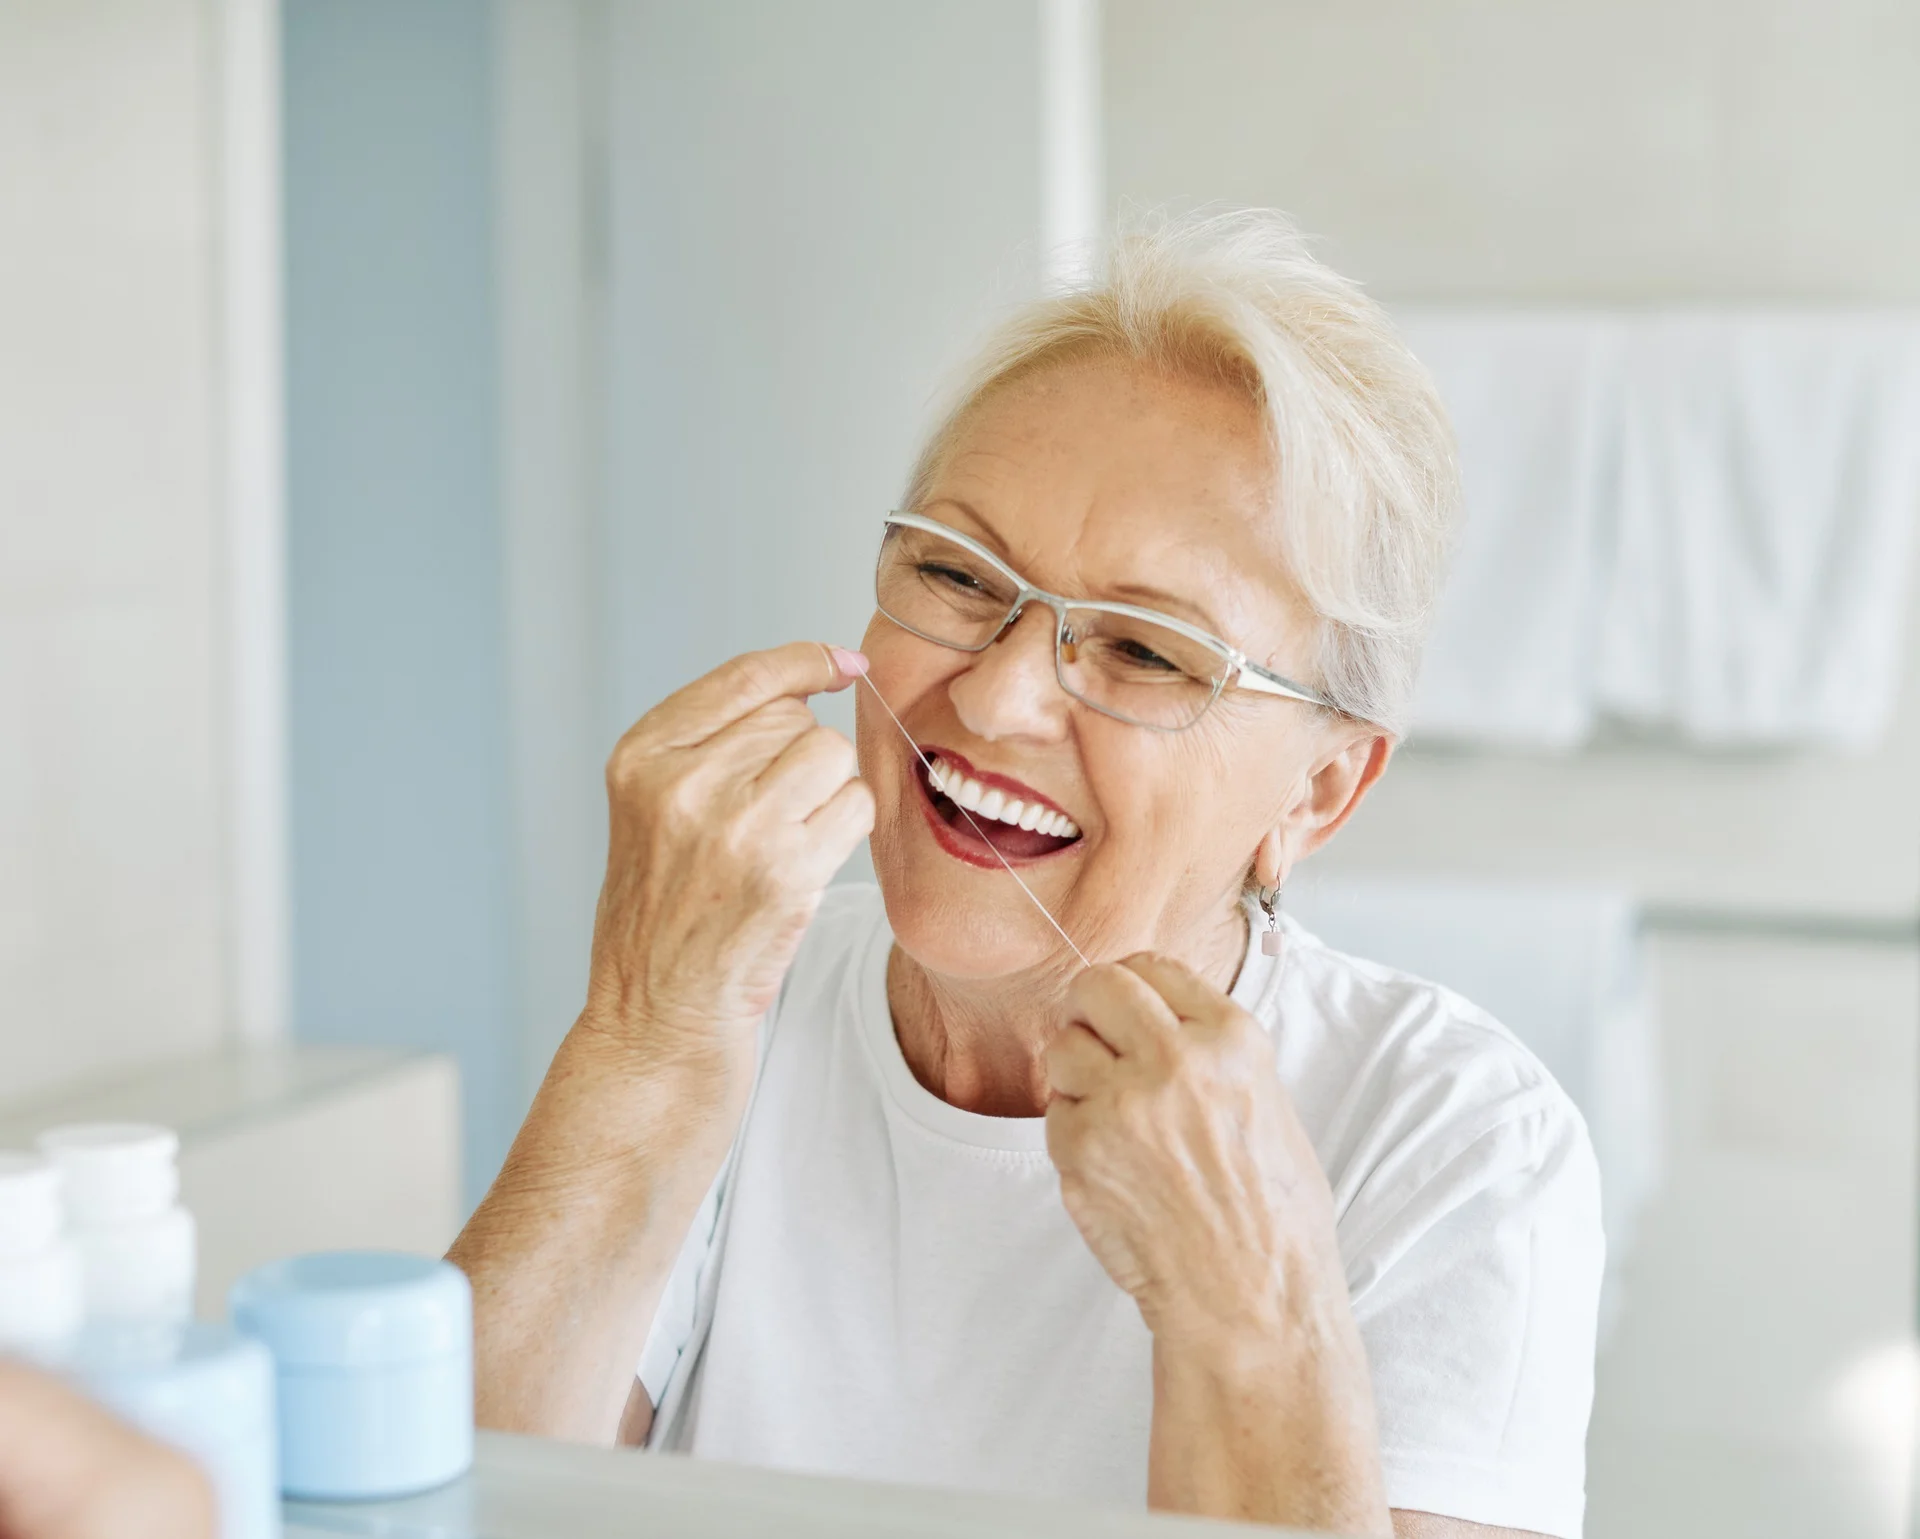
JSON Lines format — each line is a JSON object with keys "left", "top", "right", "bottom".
{"left": 1044, "top": 1105, "right": 1081, "bottom": 1164}
{"left": 764, "top": 697, "right": 813, "bottom": 733}
{"left": 843, "top": 778, "right": 877, "bottom": 829}
{"left": 726, "top": 652, "right": 783, "bottom": 699}
{"left": 813, "top": 726, "right": 857, "bottom": 773}
{"left": 605, "top": 734, "right": 648, "bottom": 793}
{"left": 660, "top": 771, "right": 706, "bottom": 824}
{"left": 718, "top": 806, "right": 764, "bottom": 861}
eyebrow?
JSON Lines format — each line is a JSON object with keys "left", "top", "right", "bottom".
{"left": 918, "top": 496, "right": 1233, "bottom": 638}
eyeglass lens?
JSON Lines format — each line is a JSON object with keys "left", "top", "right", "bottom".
{"left": 875, "top": 523, "right": 1230, "bottom": 730}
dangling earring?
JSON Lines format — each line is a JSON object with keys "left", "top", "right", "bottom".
{"left": 1258, "top": 884, "right": 1284, "bottom": 957}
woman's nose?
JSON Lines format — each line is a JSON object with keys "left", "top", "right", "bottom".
{"left": 947, "top": 603, "right": 1071, "bottom": 743}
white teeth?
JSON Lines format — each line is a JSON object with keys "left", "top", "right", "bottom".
{"left": 926, "top": 756, "right": 1078, "bottom": 839}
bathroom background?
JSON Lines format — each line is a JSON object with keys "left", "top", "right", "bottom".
{"left": 3, "top": 3, "right": 1917, "bottom": 1536}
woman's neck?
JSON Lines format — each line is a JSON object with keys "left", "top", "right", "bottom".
{"left": 886, "top": 899, "right": 1251, "bottom": 1119}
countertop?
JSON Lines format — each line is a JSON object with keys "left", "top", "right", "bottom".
{"left": 285, "top": 1431, "right": 1306, "bottom": 1538}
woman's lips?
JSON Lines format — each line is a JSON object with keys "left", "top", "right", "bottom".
{"left": 911, "top": 748, "right": 1083, "bottom": 868}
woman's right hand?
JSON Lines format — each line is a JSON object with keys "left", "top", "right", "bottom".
{"left": 451, "top": 640, "right": 872, "bottom": 1444}
{"left": 579, "top": 640, "right": 875, "bottom": 1087}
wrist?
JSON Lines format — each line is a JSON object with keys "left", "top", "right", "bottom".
{"left": 566, "top": 1002, "right": 756, "bottom": 1093}
{"left": 485, "top": 1018, "right": 751, "bottom": 1228}
{"left": 1149, "top": 1316, "right": 1389, "bottom": 1534}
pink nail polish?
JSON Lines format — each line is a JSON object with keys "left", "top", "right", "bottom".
{"left": 830, "top": 646, "right": 869, "bottom": 678}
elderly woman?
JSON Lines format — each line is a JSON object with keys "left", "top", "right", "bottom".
{"left": 449, "top": 210, "right": 1602, "bottom": 1538}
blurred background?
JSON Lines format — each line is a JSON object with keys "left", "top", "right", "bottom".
{"left": 3, "top": 2, "right": 1918, "bottom": 1535}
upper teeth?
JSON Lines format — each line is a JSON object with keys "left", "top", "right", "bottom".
{"left": 927, "top": 756, "right": 1080, "bottom": 839}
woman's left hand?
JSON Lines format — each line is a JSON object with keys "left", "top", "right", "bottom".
{"left": 1043, "top": 953, "right": 1345, "bottom": 1351}
{"left": 1048, "top": 954, "right": 1391, "bottom": 1531}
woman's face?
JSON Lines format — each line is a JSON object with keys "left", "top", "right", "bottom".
{"left": 859, "top": 354, "right": 1385, "bottom": 981}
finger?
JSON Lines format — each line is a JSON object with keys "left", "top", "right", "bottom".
{"left": 1044, "top": 1093, "right": 1092, "bottom": 1170}
{"left": 690, "top": 694, "right": 818, "bottom": 777}
{"left": 1064, "top": 962, "right": 1181, "bottom": 1062}
{"left": 754, "top": 724, "right": 859, "bottom": 820}
{"left": 1118, "top": 952, "right": 1238, "bottom": 1029}
{"left": 652, "top": 641, "right": 868, "bottom": 749}
{"left": 1044, "top": 1021, "right": 1117, "bottom": 1100}
{"left": 791, "top": 776, "right": 877, "bottom": 884}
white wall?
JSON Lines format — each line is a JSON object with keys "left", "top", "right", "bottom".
{"left": 497, "top": 0, "right": 1050, "bottom": 1084}
{"left": 0, "top": 0, "right": 229, "bottom": 1100}
{"left": 1105, "top": 6, "right": 1920, "bottom": 1535}
{"left": 1107, "top": 0, "right": 1920, "bottom": 305}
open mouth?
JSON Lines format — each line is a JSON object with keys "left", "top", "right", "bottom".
{"left": 913, "top": 748, "right": 1083, "bottom": 865}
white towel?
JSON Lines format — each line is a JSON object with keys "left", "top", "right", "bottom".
{"left": 1285, "top": 870, "right": 1659, "bottom": 1340}
{"left": 1597, "top": 314, "right": 1920, "bottom": 749}
{"left": 1397, "top": 313, "right": 1619, "bottom": 750}
{"left": 1396, "top": 309, "right": 1920, "bottom": 751}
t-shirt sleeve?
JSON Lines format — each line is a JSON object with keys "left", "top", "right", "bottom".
{"left": 1344, "top": 1091, "right": 1605, "bottom": 1539}
{"left": 636, "top": 1165, "right": 726, "bottom": 1413}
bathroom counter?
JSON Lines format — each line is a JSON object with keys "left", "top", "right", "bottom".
{"left": 284, "top": 1430, "right": 1302, "bottom": 1538}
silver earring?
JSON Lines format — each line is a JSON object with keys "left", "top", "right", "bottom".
{"left": 1258, "top": 884, "right": 1284, "bottom": 957}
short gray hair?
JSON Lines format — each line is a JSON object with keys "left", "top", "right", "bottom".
{"left": 904, "top": 208, "right": 1459, "bottom": 733}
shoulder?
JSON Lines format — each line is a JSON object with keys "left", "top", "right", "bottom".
{"left": 1269, "top": 922, "right": 1602, "bottom": 1294}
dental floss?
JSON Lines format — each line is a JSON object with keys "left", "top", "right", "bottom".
{"left": 856, "top": 670, "right": 1092, "bottom": 970}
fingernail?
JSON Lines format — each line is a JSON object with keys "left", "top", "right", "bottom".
{"left": 830, "top": 647, "right": 869, "bottom": 678}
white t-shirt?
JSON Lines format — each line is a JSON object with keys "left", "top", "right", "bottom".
{"left": 640, "top": 884, "right": 1603, "bottom": 1537}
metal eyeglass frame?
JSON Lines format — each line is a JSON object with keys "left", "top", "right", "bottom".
{"left": 877, "top": 511, "right": 1343, "bottom": 732}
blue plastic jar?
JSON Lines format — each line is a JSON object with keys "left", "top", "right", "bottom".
{"left": 230, "top": 1251, "right": 473, "bottom": 1500}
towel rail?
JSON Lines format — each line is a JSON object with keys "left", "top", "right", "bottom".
{"left": 1638, "top": 905, "right": 1920, "bottom": 947}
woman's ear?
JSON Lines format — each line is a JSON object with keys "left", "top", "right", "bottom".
{"left": 1254, "top": 731, "right": 1394, "bottom": 886}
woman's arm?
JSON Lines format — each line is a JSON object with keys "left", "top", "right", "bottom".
{"left": 1045, "top": 954, "right": 1391, "bottom": 1535}
{"left": 1392, "top": 1514, "right": 1553, "bottom": 1539}
{"left": 1149, "top": 1326, "right": 1386, "bottom": 1532}
{"left": 447, "top": 643, "right": 874, "bottom": 1444}
{"left": 447, "top": 1026, "right": 744, "bottom": 1443}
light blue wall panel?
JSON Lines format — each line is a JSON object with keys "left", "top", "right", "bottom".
{"left": 284, "top": 0, "right": 516, "bottom": 1203}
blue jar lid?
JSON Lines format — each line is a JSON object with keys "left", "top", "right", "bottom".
{"left": 229, "top": 1251, "right": 471, "bottom": 1369}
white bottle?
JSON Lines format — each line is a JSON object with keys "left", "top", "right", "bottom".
{"left": 37, "top": 1124, "right": 196, "bottom": 1324}
{"left": 0, "top": 1151, "right": 85, "bottom": 1352}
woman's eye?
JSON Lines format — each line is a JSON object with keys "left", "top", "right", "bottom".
{"left": 921, "top": 562, "right": 985, "bottom": 593}
{"left": 1112, "top": 638, "right": 1182, "bottom": 673}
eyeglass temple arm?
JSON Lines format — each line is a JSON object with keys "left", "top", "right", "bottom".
{"left": 1233, "top": 658, "right": 1341, "bottom": 712}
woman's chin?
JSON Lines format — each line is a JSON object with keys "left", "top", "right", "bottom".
{"left": 873, "top": 872, "right": 1074, "bottom": 982}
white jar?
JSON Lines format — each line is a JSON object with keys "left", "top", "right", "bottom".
{"left": 0, "top": 1151, "right": 84, "bottom": 1352}
{"left": 37, "top": 1124, "right": 196, "bottom": 1325}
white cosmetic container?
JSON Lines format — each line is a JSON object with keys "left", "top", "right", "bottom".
{"left": 0, "top": 1151, "right": 84, "bottom": 1353}
{"left": 37, "top": 1123, "right": 196, "bottom": 1324}
{"left": 68, "top": 1321, "right": 281, "bottom": 1539}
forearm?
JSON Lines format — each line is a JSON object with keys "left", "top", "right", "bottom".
{"left": 1148, "top": 1321, "right": 1391, "bottom": 1536}
{"left": 447, "top": 1022, "right": 747, "bottom": 1444}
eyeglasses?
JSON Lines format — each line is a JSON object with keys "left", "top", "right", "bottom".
{"left": 874, "top": 511, "right": 1341, "bottom": 732}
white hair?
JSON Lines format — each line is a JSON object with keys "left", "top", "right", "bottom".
{"left": 903, "top": 208, "right": 1459, "bottom": 733}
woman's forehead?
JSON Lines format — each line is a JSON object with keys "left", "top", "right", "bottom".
{"left": 923, "top": 358, "right": 1302, "bottom": 648}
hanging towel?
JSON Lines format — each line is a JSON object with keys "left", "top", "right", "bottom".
{"left": 1396, "top": 313, "right": 1621, "bottom": 750}
{"left": 1284, "top": 870, "right": 1659, "bottom": 1340}
{"left": 1597, "top": 313, "right": 1920, "bottom": 749}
